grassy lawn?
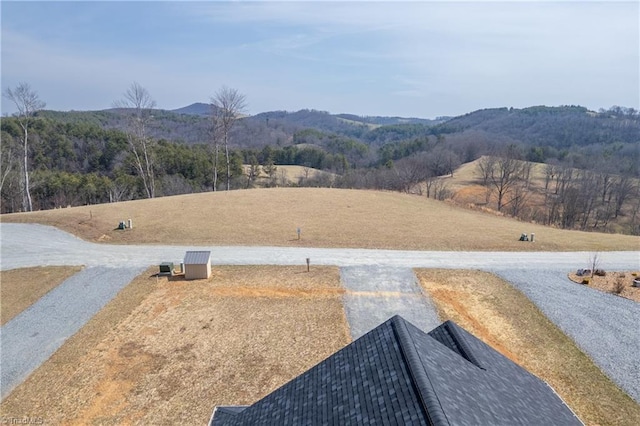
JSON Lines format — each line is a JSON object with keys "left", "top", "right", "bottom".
{"left": 0, "top": 266, "right": 83, "bottom": 326}
{"left": 2, "top": 188, "right": 638, "bottom": 251}
{"left": 415, "top": 269, "right": 640, "bottom": 426}
{"left": 0, "top": 265, "right": 350, "bottom": 425}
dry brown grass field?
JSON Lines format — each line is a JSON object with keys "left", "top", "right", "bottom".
{"left": 0, "top": 265, "right": 350, "bottom": 425}
{"left": 415, "top": 269, "right": 640, "bottom": 426}
{"left": 0, "top": 266, "right": 83, "bottom": 326}
{"left": 1, "top": 185, "right": 638, "bottom": 424}
{"left": 2, "top": 188, "right": 638, "bottom": 251}
{"left": 446, "top": 157, "right": 563, "bottom": 197}
{"left": 242, "top": 164, "right": 336, "bottom": 187}
{"left": 4, "top": 265, "right": 636, "bottom": 425}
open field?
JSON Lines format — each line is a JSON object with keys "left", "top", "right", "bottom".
{"left": 0, "top": 266, "right": 83, "bottom": 326}
{"left": 2, "top": 188, "right": 638, "bottom": 251}
{"left": 242, "top": 164, "right": 336, "bottom": 187}
{"left": 0, "top": 265, "right": 350, "bottom": 425}
{"left": 415, "top": 269, "right": 640, "bottom": 426}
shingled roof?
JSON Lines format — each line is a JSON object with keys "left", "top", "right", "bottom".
{"left": 210, "top": 316, "right": 582, "bottom": 425}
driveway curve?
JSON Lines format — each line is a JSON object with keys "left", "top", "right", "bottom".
{"left": 1, "top": 223, "right": 639, "bottom": 403}
{"left": 493, "top": 268, "right": 640, "bottom": 403}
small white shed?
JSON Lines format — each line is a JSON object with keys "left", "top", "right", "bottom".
{"left": 184, "top": 250, "right": 212, "bottom": 280}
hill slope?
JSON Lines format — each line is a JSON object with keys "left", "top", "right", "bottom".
{"left": 2, "top": 188, "right": 637, "bottom": 251}
{"left": 438, "top": 105, "right": 640, "bottom": 148}
{"left": 34, "top": 104, "right": 639, "bottom": 151}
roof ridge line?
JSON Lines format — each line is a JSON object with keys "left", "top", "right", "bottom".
{"left": 443, "top": 321, "right": 485, "bottom": 370}
{"left": 391, "top": 316, "right": 450, "bottom": 426}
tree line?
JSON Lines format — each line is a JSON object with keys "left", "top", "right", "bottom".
{"left": 2, "top": 82, "right": 638, "bottom": 235}
{"left": 2, "top": 82, "right": 244, "bottom": 212}
{"left": 474, "top": 145, "right": 639, "bottom": 234}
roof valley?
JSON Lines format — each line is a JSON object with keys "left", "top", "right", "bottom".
{"left": 442, "top": 321, "right": 485, "bottom": 370}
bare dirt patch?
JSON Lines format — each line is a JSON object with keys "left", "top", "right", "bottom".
{"left": 567, "top": 271, "right": 640, "bottom": 303}
{"left": 415, "top": 269, "right": 640, "bottom": 426}
{"left": 0, "top": 266, "right": 83, "bottom": 326}
{"left": 2, "top": 188, "right": 637, "bottom": 251}
{"left": 0, "top": 265, "right": 350, "bottom": 425}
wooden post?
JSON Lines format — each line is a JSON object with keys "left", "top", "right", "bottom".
{"left": 297, "top": 227, "right": 301, "bottom": 240}
{"left": 306, "top": 258, "right": 310, "bottom": 272}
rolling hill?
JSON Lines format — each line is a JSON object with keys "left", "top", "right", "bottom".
{"left": 2, "top": 187, "right": 637, "bottom": 251}
{"left": 34, "top": 104, "right": 639, "bottom": 151}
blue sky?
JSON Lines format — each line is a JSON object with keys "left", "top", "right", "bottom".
{"left": 1, "top": 1, "right": 638, "bottom": 118}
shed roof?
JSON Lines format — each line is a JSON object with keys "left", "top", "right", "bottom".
{"left": 210, "top": 315, "right": 582, "bottom": 426}
{"left": 184, "top": 251, "right": 211, "bottom": 265}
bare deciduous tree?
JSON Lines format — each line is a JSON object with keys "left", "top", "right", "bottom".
{"left": 262, "top": 161, "right": 278, "bottom": 187}
{"left": 246, "top": 154, "right": 260, "bottom": 188}
{"left": 508, "top": 180, "right": 531, "bottom": 218}
{"left": 543, "top": 162, "right": 557, "bottom": 191}
{"left": 432, "top": 179, "right": 451, "bottom": 201}
{"left": 477, "top": 149, "right": 525, "bottom": 212}
{"left": 209, "top": 104, "right": 222, "bottom": 191}
{"left": 393, "top": 156, "right": 430, "bottom": 194}
{"left": 476, "top": 155, "right": 496, "bottom": 186}
{"left": 211, "top": 86, "right": 246, "bottom": 191}
{"left": 588, "top": 252, "right": 601, "bottom": 278}
{"left": 114, "top": 82, "right": 157, "bottom": 198}
{"left": 3, "top": 82, "right": 46, "bottom": 211}
{"left": 612, "top": 175, "right": 635, "bottom": 218}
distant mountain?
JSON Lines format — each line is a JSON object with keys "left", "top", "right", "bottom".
{"left": 334, "top": 113, "right": 444, "bottom": 126}
{"left": 171, "top": 103, "right": 212, "bottom": 117}
{"left": 437, "top": 105, "right": 640, "bottom": 148}
{"left": 34, "top": 104, "right": 639, "bottom": 153}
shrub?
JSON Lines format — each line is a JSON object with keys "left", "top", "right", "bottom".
{"left": 612, "top": 278, "right": 626, "bottom": 294}
{"left": 594, "top": 269, "right": 606, "bottom": 277}
{"left": 581, "top": 278, "right": 591, "bottom": 285}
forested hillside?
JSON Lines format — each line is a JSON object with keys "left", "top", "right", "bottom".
{"left": 2, "top": 104, "right": 638, "bottom": 234}
{"left": 441, "top": 106, "right": 639, "bottom": 146}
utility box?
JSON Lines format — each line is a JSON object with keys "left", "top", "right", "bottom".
{"left": 159, "top": 262, "right": 174, "bottom": 275}
{"left": 184, "top": 251, "right": 212, "bottom": 280}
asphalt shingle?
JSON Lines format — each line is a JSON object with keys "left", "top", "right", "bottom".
{"left": 210, "top": 316, "right": 583, "bottom": 426}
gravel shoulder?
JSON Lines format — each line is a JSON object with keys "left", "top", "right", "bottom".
{"left": 493, "top": 268, "right": 640, "bottom": 403}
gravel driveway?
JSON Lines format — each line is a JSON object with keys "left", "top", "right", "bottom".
{"left": 493, "top": 268, "right": 640, "bottom": 403}
{"left": 0, "top": 266, "right": 145, "bottom": 399}
{"left": 340, "top": 266, "right": 440, "bottom": 339}
{"left": 1, "top": 223, "right": 638, "bottom": 403}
